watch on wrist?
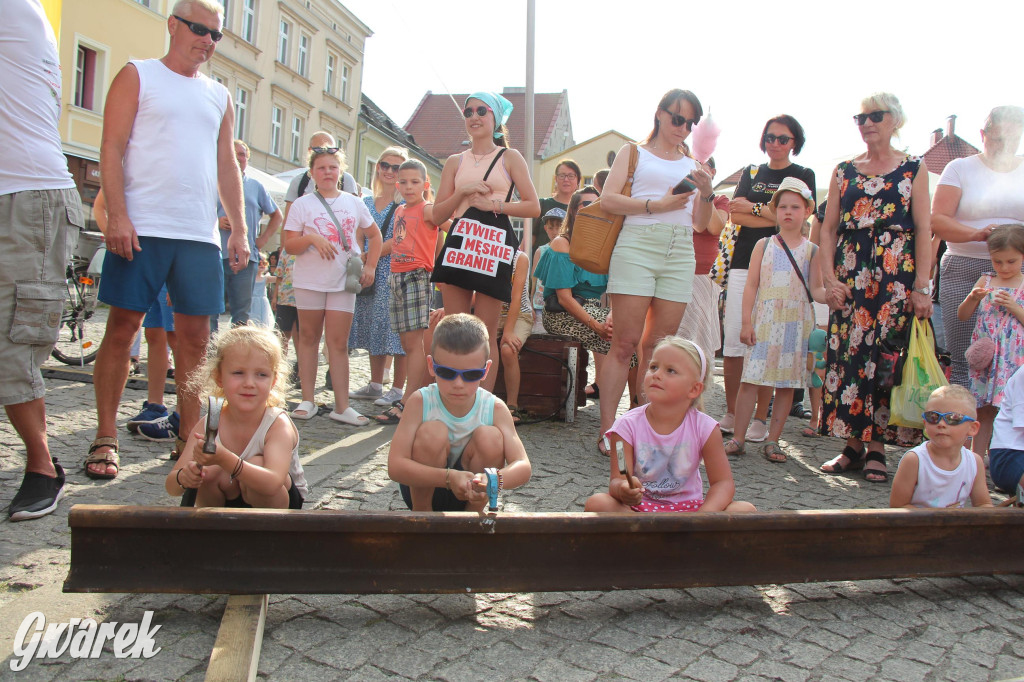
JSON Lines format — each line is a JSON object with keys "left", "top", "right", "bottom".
{"left": 913, "top": 284, "right": 931, "bottom": 295}
{"left": 703, "top": 193, "right": 716, "bottom": 203}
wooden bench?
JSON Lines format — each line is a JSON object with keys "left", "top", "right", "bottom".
{"left": 63, "top": 505, "right": 1024, "bottom": 681}
{"left": 490, "top": 333, "right": 587, "bottom": 421}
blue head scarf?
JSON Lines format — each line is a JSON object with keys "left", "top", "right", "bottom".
{"left": 466, "top": 91, "right": 513, "bottom": 127}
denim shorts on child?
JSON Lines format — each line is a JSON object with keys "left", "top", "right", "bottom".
{"left": 606, "top": 223, "right": 696, "bottom": 303}
{"left": 143, "top": 283, "right": 174, "bottom": 331}
{"left": 399, "top": 454, "right": 466, "bottom": 511}
{"left": 989, "top": 448, "right": 1024, "bottom": 494}
{"left": 99, "top": 236, "right": 224, "bottom": 316}
{"left": 0, "top": 188, "right": 82, "bottom": 406}
{"left": 389, "top": 269, "right": 431, "bottom": 333}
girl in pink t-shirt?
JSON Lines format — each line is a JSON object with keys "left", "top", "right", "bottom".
{"left": 585, "top": 337, "right": 756, "bottom": 513}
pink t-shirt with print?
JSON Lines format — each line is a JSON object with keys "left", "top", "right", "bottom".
{"left": 607, "top": 404, "right": 717, "bottom": 506}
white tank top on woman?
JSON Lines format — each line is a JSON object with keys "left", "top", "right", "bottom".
{"left": 624, "top": 147, "right": 699, "bottom": 228}
{"left": 123, "top": 59, "right": 228, "bottom": 246}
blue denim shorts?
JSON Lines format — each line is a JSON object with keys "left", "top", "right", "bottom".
{"left": 142, "top": 284, "right": 174, "bottom": 331}
{"left": 989, "top": 448, "right": 1024, "bottom": 493}
{"left": 99, "top": 236, "right": 223, "bottom": 316}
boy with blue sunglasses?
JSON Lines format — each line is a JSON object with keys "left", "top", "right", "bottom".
{"left": 387, "top": 313, "right": 531, "bottom": 511}
{"left": 890, "top": 385, "right": 993, "bottom": 509}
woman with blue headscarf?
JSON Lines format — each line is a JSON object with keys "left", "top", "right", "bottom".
{"left": 431, "top": 92, "right": 540, "bottom": 391}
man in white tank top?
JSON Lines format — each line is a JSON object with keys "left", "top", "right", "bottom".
{"left": 87, "top": 0, "right": 250, "bottom": 478}
{"left": 1, "top": 0, "right": 84, "bottom": 520}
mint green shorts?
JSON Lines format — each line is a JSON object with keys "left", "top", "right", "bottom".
{"left": 606, "top": 223, "right": 696, "bottom": 303}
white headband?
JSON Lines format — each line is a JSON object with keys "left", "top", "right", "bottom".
{"left": 692, "top": 343, "right": 707, "bottom": 379}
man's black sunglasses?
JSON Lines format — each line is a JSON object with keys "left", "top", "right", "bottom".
{"left": 173, "top": 15, "right": 224, "bottom": 42}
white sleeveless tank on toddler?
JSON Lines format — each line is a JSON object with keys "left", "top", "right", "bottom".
{"left": 904, "top": 443, "right": 978, "bottom": 508}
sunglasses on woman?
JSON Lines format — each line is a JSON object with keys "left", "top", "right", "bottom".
{"left": 853, "top": 110, "right": 890, "bottom": 126}
{"left": 661, "top": 108, "right": 698, "bottom": 130}
{"left": 463, "top": 105, "right": 493, "bottom": 119}
{"left": 432, "top": 362, "right": 487, "bottom": 382}
{"left": 310, "top": 146, "right": 340, "bottom": 154}
{"left": 378, "top": 161, "right": 401, "bottom": 173}
{"left": 172, "top": 15, "right": 223, "bottom": 42}
{"left": 921, "top": 410, "right": 977, "bottom": 426}
{"left": 763, "top": 133, "right": 793, "bottom": 145}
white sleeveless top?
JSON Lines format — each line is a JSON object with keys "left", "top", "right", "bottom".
{"left": 123, "top": 59, "right": 228, "bottom": 245}
{"left": 419, "top": 384, "right": 495, "bottom": 467}
{"left": 216, "top": 407, "right": 308, "bottom": 497}
{"left": 623, "top": 147, "right": 699, "bottom": 228}
{"left": 904, "top": 443, "right": 978, "bottom": 508}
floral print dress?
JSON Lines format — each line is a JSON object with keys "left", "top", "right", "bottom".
{"left": 822, "top": 155, "right": 924, "bottom": 446}
{"left": 967, "top": 274, "right": 1024, "bottom": 407}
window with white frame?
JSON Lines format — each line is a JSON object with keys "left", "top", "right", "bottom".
{"left": 325, "top": 53, "right": 335, "bottom": 95}
{"left": 241, "top": 0, "right": 255, "bottom": 42}
{"left": 234, "top": 87, "right": 249, "bottom": 139}
{"left": 297, "top": 34, "right": 309, "bottom": 77}
{"left": 277, "top": 20, "right": 290, "bottom": 66}
{"left": 270, "top": 106, "right": 283, "bottom": 156}
{"left": 74, "top": 45, "right": 98, "bottom": 110}
{"left": 340, "top": 64, "right": 349, "bottom": 103}
{"left": 291, "top": 117, "right": 303, "bottom": 162}
{"left": 222, "top": 0, "right": 230, "bottom": 29}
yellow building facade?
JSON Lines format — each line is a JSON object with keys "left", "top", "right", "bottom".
{"left": 535, "top": 130, "right": 636, "bottom": 194}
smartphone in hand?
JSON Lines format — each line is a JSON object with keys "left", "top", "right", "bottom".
{"left": 672, "top": 176, "right": 697, "bottom": 195}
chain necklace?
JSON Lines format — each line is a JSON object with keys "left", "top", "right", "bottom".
{"left": 471, "top": 146, "right": 497, "bottom": 167}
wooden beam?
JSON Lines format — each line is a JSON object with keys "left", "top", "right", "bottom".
{"left": 206, "top": 594, "right": 267, "bottom": 682}
{"left": 64, "top": 505, "right": 1024, "bottom": 595}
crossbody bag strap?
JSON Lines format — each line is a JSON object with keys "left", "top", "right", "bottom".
{"left": 776, "top": 235, "right": 812, "bottom": 304}
{"left": 314, "top": 191, "right": 352, "bottom": 252}
{"left": 479, "top": 148, "right": 516, "bottom": 204}
{"left": 622, "top": 143, "right": 639, "bottom": 197}
{"left": 380, "top": 202, "right": 399, "bottom": 235}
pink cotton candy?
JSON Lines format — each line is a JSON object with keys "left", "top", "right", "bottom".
{"left": 690, "top": 115, "right": 721, "bottom": 163}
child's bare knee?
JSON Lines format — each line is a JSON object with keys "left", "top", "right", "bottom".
{"left": 584, "top": 494, "right": 624, "bottom": 512}
{"left": 726, "top": 501, "right": 757, "bottom": 512}
{"left": 463, "top": 425, "right": 503, "bottom": 470}
{"left": 500, "top": 344, "right": 517, "bottom": 364}
{"left": 411, "top": 421, "right": 450, "bottom": 465}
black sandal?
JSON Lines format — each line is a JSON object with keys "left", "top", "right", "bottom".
{"left": 863, "top": 451, "right": 889, "bottom": 483}
{"left": 820, "top": 444, "right": 865, "bottom": 474}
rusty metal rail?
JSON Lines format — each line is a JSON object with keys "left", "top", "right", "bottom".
{"left": 64, "top": 505, "right": 1024, "bottom": 595}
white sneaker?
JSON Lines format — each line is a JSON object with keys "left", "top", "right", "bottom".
{"left": 374, "top": 386, "right": 404, "bottom": 406}
{"left": 349, "top": 383, "right": 383, "bottom": 399}
{"left": 746, "top": 419, "right": 768, "bottom": 443}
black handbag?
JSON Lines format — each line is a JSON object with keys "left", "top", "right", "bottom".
{"left": 544, "top": 293, "right": 586, "bottom": 313}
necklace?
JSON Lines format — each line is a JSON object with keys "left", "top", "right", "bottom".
{"left": 471, "top": 147, "right": 496, "bottom": 167}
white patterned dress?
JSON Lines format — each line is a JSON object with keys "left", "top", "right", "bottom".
{"left": 741, "top": 236, "right": 816, "bottom": 388}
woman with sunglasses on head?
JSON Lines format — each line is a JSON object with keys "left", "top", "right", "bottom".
{"left": 818, "top": 92, "right": 933, "bottom": 483}
{"left": 349, "top": 147, "right": 410, "bottom": 409}
{"left": 431, "top": 92, "right": 540, "bottom": 391}
{"left": 721, "top": 115, "right": 816, "bottom": 443}
{"left": 597, "top": 89, "right": 714, "bottom": 449}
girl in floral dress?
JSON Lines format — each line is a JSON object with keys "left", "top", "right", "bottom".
{"left": 957, "top": 224, "right": 1024, "bottom": 458}
{"left": 818, "top": 93, "right": 933, "bottom": 483}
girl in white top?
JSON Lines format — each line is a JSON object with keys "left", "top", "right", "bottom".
{"left": 283, "top": 148, "right": 381, "bottom": 425}
{"left": 890, "top": 385, "right": 992, "bottom": 509}
{"left": 167, "top": 326, "right": 308, "bottom": 509}
{"left": 598, "top": 89, "right": 715, "bottom": 443}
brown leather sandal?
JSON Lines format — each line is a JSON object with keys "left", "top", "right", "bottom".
{"left": 85, "top": 436, "right": 120, "bottom": 480}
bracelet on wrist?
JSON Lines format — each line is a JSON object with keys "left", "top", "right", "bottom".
{"left": 445, "top": 468, "right": 451, "bottom": 491}
{"left": 751, "top": 202, "right": 764, "bottom": 217}
{"left": 175, "top": 468, "right": 187, "bottom": 490}
{"left": 644, "top": 199, "right": 651, "bottom": 214}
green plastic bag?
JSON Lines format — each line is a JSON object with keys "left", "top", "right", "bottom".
{"left": 889, "top": 317, "right": 949, "bottom": 428}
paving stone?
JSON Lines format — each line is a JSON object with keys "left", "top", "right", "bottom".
{"left": 817, "top": 654, "right": 878, "bottom": 681}
{"left": 743, "top": 658, "right": 811, "bottom": 682}
{"left": 557, "top": 641, "right": 629, "bottom": 673}
{"left": 679, "top": 656, "right": 739, "bottom": 682}
{"left": 266, "top": 614, "right": 346, "bottom": 651}
{"left": 373, "top": 641, "right": 442, "bottom": 678}
{"left": 124, "top": 651, "right": 201, "bottom": 681}
{"left": 711, "top": 640, "right": 759, "bottom": 666}
{"left": 255, "top": 638, "right": 295, "bottom": 678}
{"left": 528, "top": 657, "right": 597, "bottom": 682}
{"left": 778, "top": 641, "right": 831, "bottom": 670}
{"left": 877, "top": 656, "right": 932, "bottom": 682}
{"left": 645, "top": 637, "right": 706, "bottom": 668}
{"left": 613, "top": 654, "right": 678, "bottom": 681}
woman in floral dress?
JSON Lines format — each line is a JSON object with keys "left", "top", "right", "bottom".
{"left": 817, "top": 93, "right": 934, "bottom": 483}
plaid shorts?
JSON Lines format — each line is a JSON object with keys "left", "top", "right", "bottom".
{"left": 389, "top": 268, "right": 431, "bottom": 333}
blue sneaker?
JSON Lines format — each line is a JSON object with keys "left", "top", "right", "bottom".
{"left": 138, "top": 411, "right": 180, "bottom": 442}
{"left": 126, "top": 401, "right": 168, "bottom": 434}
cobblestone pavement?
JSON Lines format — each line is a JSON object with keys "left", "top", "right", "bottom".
{"left": 1, "top": 339, "right": 1022, "bottom": 681}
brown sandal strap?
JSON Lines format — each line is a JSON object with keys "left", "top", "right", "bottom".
{"left": 88, "top": 436, "right": 119, "bottom": 455}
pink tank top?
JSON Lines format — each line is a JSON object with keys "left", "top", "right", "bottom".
{"left": 452, "top": 148, "right": 513, "bottom": 216}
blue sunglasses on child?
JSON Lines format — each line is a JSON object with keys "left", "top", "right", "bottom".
{"left": 432, "top": 362, "right": 487, "bottom": 382}
{"left": 921, "top": 411, "right": 976, "bottom": 426}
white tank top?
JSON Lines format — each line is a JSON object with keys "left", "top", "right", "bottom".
{"left": 905, "top": 443, "right": 978, "bottom": 508}
{"left": 419, "top": 384, "right": 495, "bottom": 467}
{"left": 0, "top": 0, "right": 75, "bottom": 194}
{"left": 624, "top": 147, "right": 699, "bottom": 228}
{"left": 216, "top": 407, "right": 308, "bottom": 498}
{"left": 123, "top": 59, "right": 228, "bottom": 245}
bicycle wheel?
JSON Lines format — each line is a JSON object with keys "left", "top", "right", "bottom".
{"left": 51, "top": 268, "right": 105, "bottom": 366}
